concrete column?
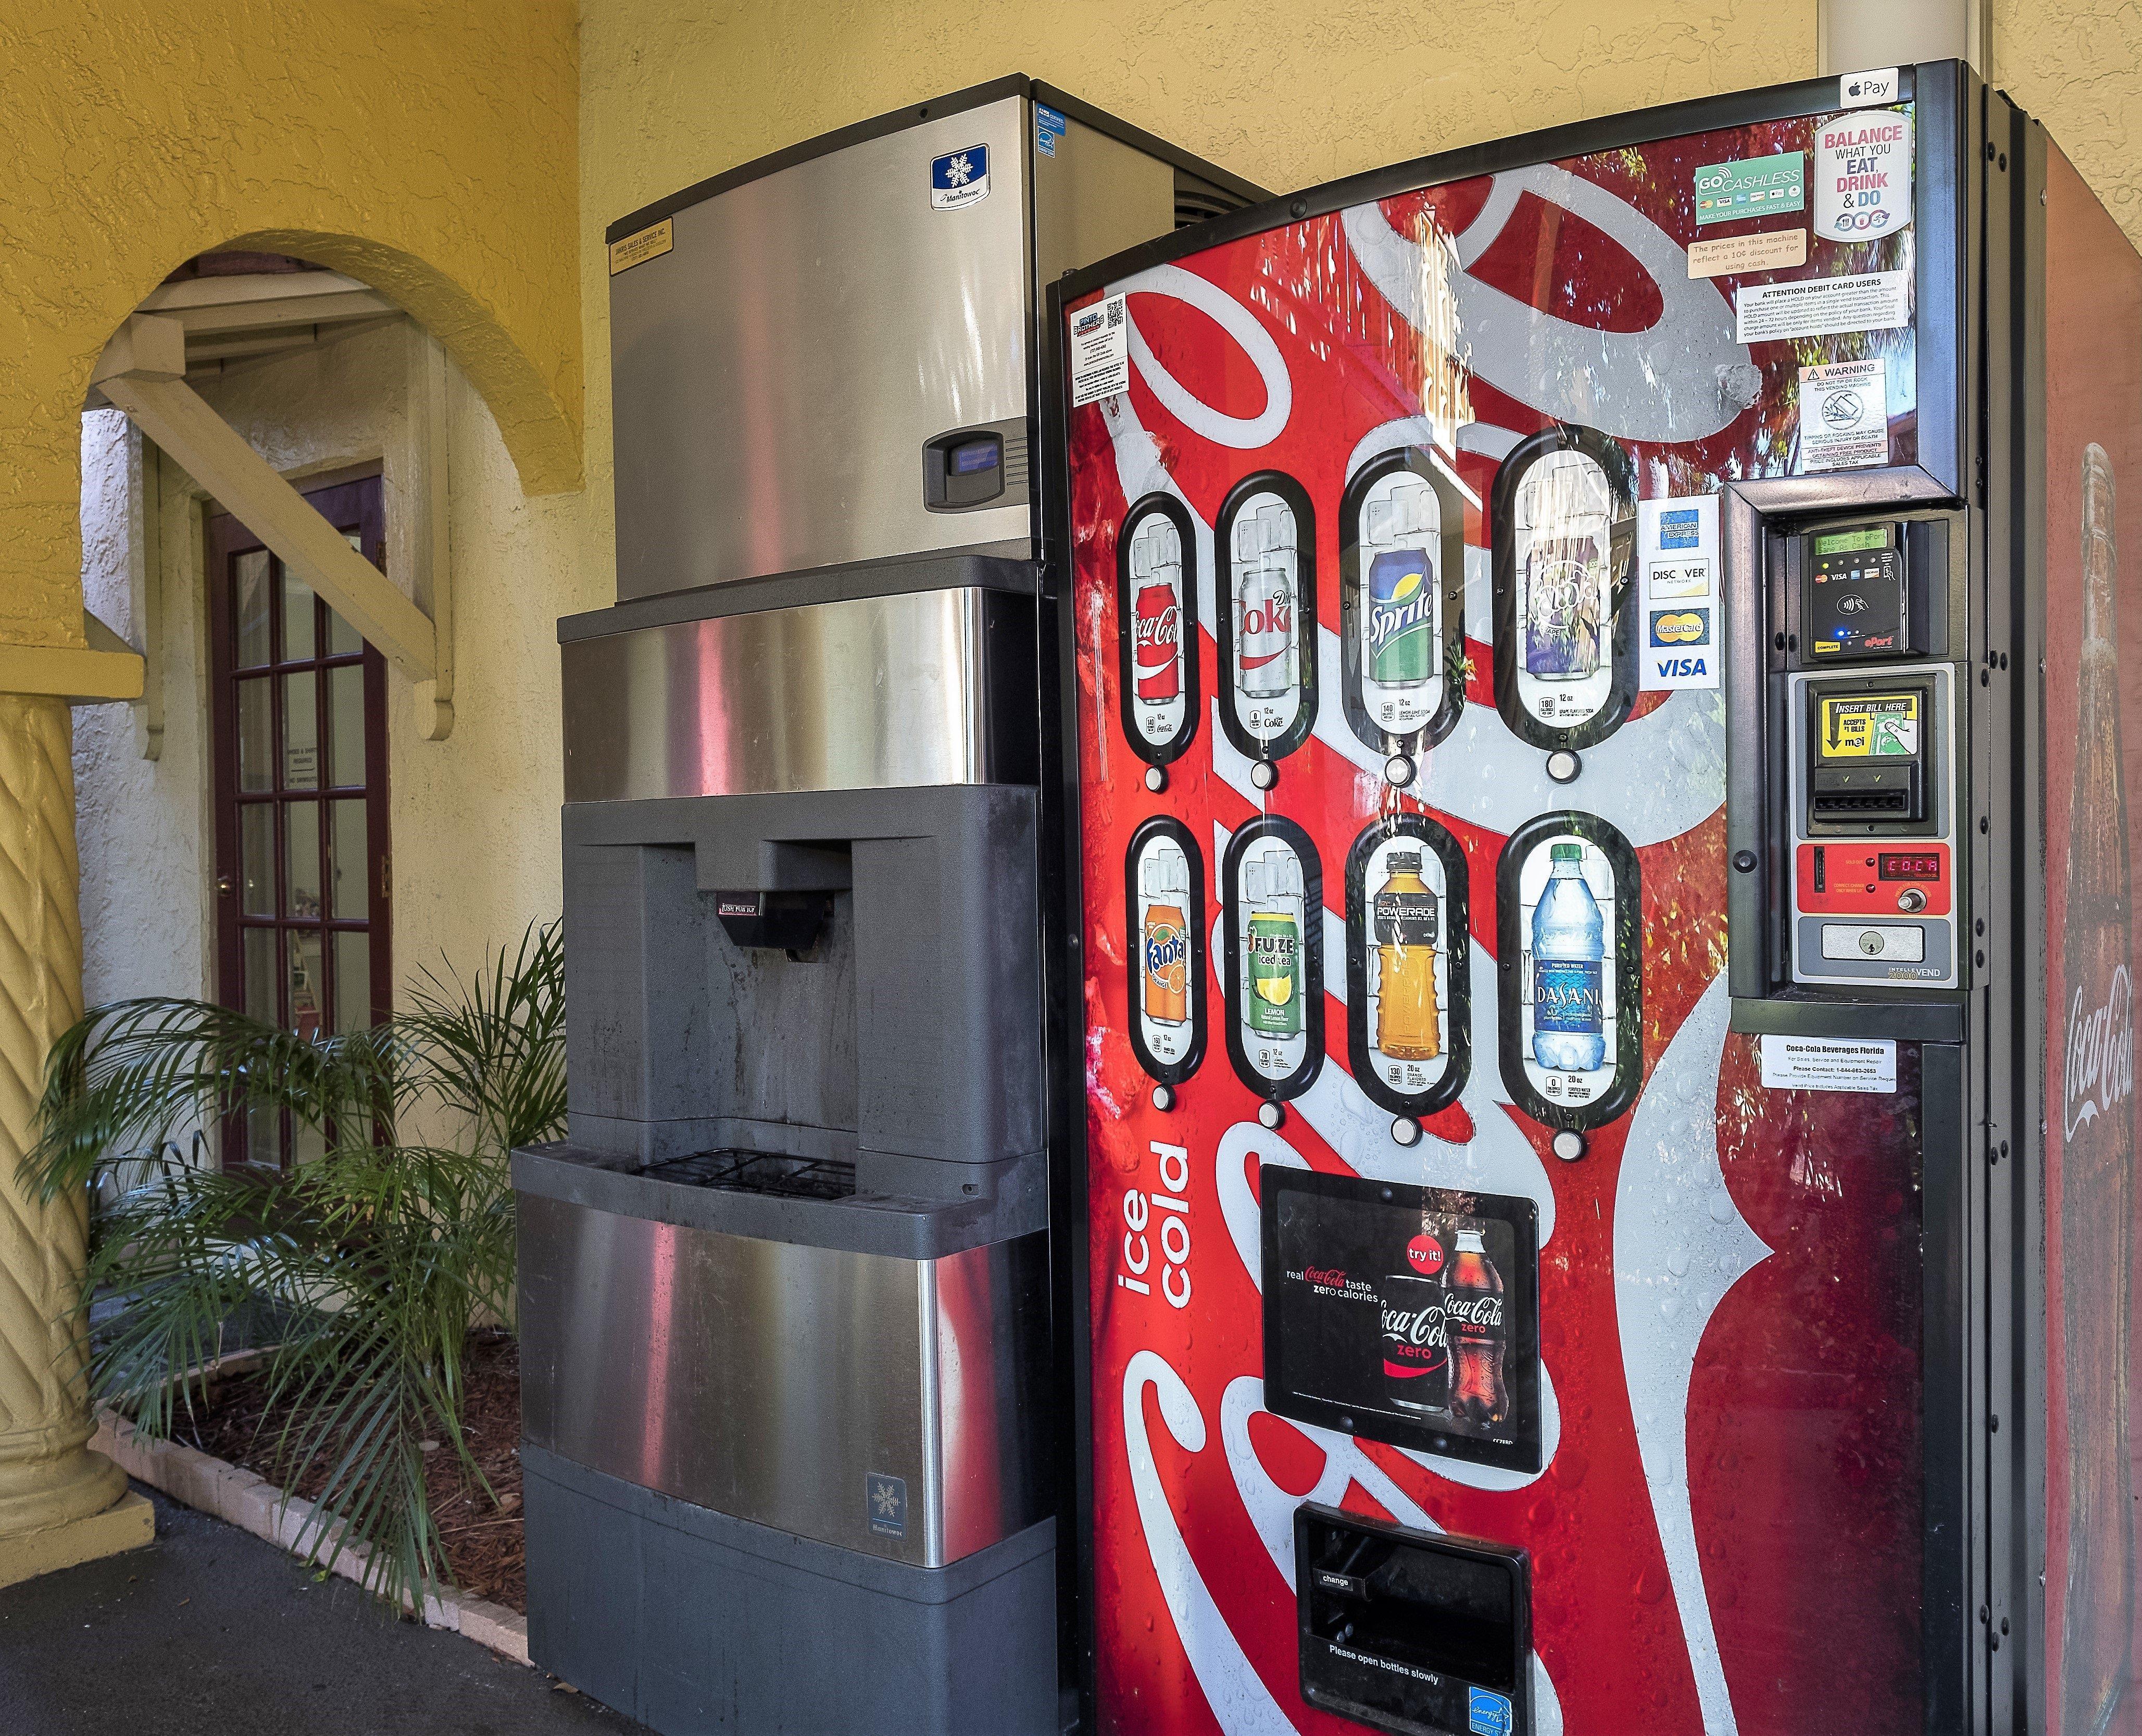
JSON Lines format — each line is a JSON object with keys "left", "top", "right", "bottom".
{"left": 0, "top": 692, "right": 150, "bottom": 1587}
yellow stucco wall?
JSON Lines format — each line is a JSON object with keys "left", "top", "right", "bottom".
{"left": 0, "top": 0, "right": 583, "bottom": 648}
{"left": 1996, "top": 0, "right": 2142, "bottom": 238}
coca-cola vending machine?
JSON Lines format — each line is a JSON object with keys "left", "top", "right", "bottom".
{"left": 1047, "top": 60, "right": 2142, "bottom": 1736}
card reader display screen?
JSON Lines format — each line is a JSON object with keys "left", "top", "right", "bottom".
{"left": 1808, "top": 523, "right": 1906, "bottom": 656}
{"left": 1817, "top": 693, "right": 1920, "bottom": 762}
{"left": 950, "top": 438, "right": 1001, "bottom": 476}
{"left": 1877, "top": 852, "right": 1943, "bottom": 881}
{"left": 1814, "top": 526, "right": 1892, "bottom": 555}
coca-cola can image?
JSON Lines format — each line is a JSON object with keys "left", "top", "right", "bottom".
{"left": 1133, "top": 574, "right": 1182, "bottom": 703}
{"left": 1380, "top": 1258, "right": 1450, "bottom": 1414}
{"left": 1236, "top": 565, "right": 1295, "bottom": 698}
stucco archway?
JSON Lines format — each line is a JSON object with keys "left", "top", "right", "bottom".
{"left": 0, "top": 0, "right": 582, "bottom": 1581}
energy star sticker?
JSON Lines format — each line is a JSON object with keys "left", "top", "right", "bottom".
{"left": 945, "top": 153, "right": 974, "bottom": 186}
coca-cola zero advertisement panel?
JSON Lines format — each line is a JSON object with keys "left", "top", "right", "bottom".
{"left": 1262, "top": 1170, "right": 1540, "bottom": 1471}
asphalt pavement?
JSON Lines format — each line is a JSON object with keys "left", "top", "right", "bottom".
{"left": 0, "top": 1482, "right": 648, "bottom": 1736}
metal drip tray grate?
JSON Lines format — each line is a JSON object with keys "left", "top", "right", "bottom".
{"left": 641, "top": 1147, "right": 858, "bottom": 1201}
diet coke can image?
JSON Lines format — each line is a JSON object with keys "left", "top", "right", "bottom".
{"left": 1381, "top": 1231, "right": 1450, "bottom": 1413}
{"left": 1236, "top": 564, "right": 1295, "bottom": 698}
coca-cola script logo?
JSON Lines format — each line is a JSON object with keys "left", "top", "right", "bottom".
{"left": 1303, "top": 1265, "right": 1348, "bottom": 1288}
{"left": 1134, "top": 598, "right": 1180, "bottom": 665}
{"left": 1443, "top": 1292, "right": 1506, "bottom": 1333}
{"left": 1380, "top": 1300, "right": 1448, "bottom": 1349}
{"left": 2065, "top": 964, "right": 2135, "bottom": 1141}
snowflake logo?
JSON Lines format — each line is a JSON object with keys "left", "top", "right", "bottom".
{"left": 945, "top": 153, "right": 974, "bottom": 188}
{"left": 871, "top": 1480, "right": 901, "bottom": 1518}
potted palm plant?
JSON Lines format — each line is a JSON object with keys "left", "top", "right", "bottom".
{"left": 24, "top": 921, "right": 563, "bottom": 1614}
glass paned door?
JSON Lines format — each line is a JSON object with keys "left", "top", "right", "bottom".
{"left": 209, "top": 474, "right": 391, "bottom": 1166}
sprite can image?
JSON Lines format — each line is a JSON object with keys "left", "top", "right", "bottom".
{"left": 1366, "top": 549, "right": 1433, "bottom": 685}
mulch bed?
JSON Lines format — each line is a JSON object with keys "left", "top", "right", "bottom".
{"left": 169, "top": 1330, "right": 527, "bottom": 1612}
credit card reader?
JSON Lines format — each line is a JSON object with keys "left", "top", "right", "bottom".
{"left": 1802, "top": 520, "right": 1927, "bottom": 659}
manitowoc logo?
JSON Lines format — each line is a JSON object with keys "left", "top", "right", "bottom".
{"left": 2065, "top": 964, "right": 2135, "bottom": 1140}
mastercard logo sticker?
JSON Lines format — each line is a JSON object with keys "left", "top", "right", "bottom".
{"left": 1648, "top": 608, "right": 1710, "bottom": 647}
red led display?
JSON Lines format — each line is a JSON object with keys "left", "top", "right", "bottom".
{"left": 1878, "top": 852, "right": 1944, "bottom": 881}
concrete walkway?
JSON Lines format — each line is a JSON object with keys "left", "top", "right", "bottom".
{"left": 0, "top": 1482, "right": 648, "bottom": 1736}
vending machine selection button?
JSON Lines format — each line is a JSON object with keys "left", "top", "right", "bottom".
{"left": 1821, "top": 922, "right": 1927, "bottom": 962}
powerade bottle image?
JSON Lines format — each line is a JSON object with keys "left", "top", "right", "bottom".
{"left": 1530, "top": 841, "right": 1606, "bottom": 1071}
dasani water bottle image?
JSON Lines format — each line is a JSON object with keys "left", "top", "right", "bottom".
{"left": 1530, "top": 842, "right": 1606, "bottom": 1070}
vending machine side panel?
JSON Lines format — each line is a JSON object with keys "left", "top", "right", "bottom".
{"left": 1058, "top": 66, "right": 1962, "bottom": 1736}
{"left": 2038, "top": 134, "right": 2142, "bottom": 1736}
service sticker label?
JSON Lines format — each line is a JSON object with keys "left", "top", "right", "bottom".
{"left": 929, "top": 143, "right": 989, "bottom": 210}
{"left": 1799, "top": 357, "right": 1890, "bottom": 472}
{"left": 1819, "top": 692, "right": 1919, "bottom": 758}
{"left": 1036, "top": 105, "right": 1067, "bottom": 157}
{"left": 1736, "top": 269, "right": 1910, "bottom": 343}
{"left": 1815, "top": 109, "right": 1912, "bottom": 242}
{"left": 607, "top": 218, "right": 673, "bottom": 275}
{"left": 1694, "top": 151, "right": 1805, "bottom": 224}
{"left": 1069, "top": 293, "right": 1130, "bottom": 407}
{"left": 1760, "top": 1034, "right": 1898, "bottom": 1093}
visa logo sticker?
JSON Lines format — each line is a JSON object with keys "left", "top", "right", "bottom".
{"left": 930, "top": 144, "right": 989, "bottom": 210}
{"left": 1468, "top": 1685, "right": 1514, "bottom": 1736}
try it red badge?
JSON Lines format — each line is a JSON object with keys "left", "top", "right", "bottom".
{"left": 1406, "top": 1233, "right": 1445, "bottom": 1277}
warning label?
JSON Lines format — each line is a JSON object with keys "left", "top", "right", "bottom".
{"left": 1819, "top": 693, "right": 1919, "bottom": 758}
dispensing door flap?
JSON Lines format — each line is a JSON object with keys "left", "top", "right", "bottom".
{"left": 1296, "top": 1503, "right": 1531, "bottom": 1736}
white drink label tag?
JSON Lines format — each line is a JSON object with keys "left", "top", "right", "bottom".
{"left": 1759, "top": 1034, "right": 1898, "bottom": 1093}
{"left": 1070, "top": 293, "right": 1130, "bottom": 407}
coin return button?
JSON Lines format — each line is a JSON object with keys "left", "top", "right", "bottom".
{"left": 1821, "top": 922, "right": 1926, "bottom": 963}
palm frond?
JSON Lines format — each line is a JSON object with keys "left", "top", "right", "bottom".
{"left": 40, "top": 920, "right": 560, "bottom": 1613}
{"left": 29, "top": 998, "right": 400, "bottom": 1198}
